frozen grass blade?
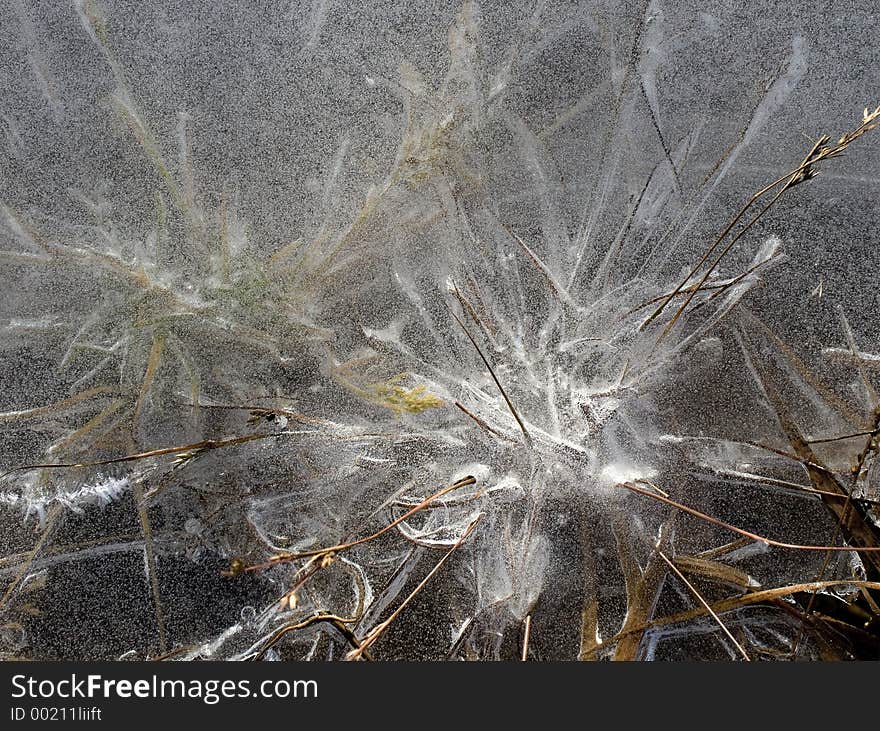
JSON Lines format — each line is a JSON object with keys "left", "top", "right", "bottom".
{"left": 449, "top": 307, "right": 531, "bottom": 443}
{"left": 657, "top": 549, "right": 751, "bottom": 661}
{"left": 345, "top": 515, "right": 482, "bottom": 661}
{"left": 643, "top": 107, "right": 880, "bottom": 341}
{"left": 619, "top": 481, "right": 880, "bottom": 555}
{"left": 584, "top": 579, "right": 880, "bottom": 658}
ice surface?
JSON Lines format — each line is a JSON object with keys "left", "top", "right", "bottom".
{"left": 1, "top": 0, "right": 879, "bottom": 660}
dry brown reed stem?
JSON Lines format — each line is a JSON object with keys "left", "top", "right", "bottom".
{"left": 249, "top": 613, "right": 363, "bottom": 662}
{"left": 643, "top": 106, "right": 880, "bottom": 340}
{"left": 1, "top": 432, "right": 280, "bottom": 479}
{"left": 720, "top": 470, "right": 880, "bottom": 507}
{"left": 152, "top": 645, "right": 197, "bottom": 661}
{"left": 521, "top": 614, "right": 532, "bottom": 661}
{"left": 657, "top": 549, "right": 751, "bottom": 661}
{"left": 697, "top": 537, "right": 753, "bottom": 560}
{"left": 628, "top": 250, "right": 780, "bottom": 317}
{"left": 451, "top": 282, "right": 496, "bottom": 343}
{"left": 618, "top": 481, "right": 880, "bottom": 553}
{"left": 242, "top": 475, "right": 477, "bottom": 572}
{"left": 454, "top": 401, "right": 518, "bottom": 442}
{"left": 583, "top": 579, "right": 880, "bottom": 657}
{"left": 672, "top": 554, "right": 753, "bottom": 589}
{"left": 500, "top": 223, "right": 569, "bottom": 305}
{"left": 795, "top": 406, "right": 880, "bottom": 656}
{"left": 808, "top": 429, "right": 880, "bottom": 445}
{"left": 345, "top": 515, "right": 482, "bottom": 660}
{"left": 448, "top": 304, "right": 532, "bottom": 443}
{"left": 613, "top": 515, "right": 673, "bottom": 660}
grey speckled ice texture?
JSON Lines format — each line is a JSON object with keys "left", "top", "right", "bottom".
{"left": 0, "top": 0, "right": 878, "bottom": 660}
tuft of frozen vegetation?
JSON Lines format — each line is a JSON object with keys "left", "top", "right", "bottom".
{"left": 1, "top": 0, "right": 879, "bottom": 661}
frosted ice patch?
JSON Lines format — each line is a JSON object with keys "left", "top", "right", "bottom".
{"left": 579, "top": 392, "right": 621, "bottom": 431}
{"left": 694, "top": 336, "right": 722, "bottom": 358}
{"left": 755, "top": 235, "right": 782, "bottom": 262}
{"left": 362, "top": 319, "right": 403, "bottom": 344}
{"left": 599, "top": 463, "right": 656, "bottom": 486}
{"left": 56, "top": 475, "right": 130, "bottom": 513}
